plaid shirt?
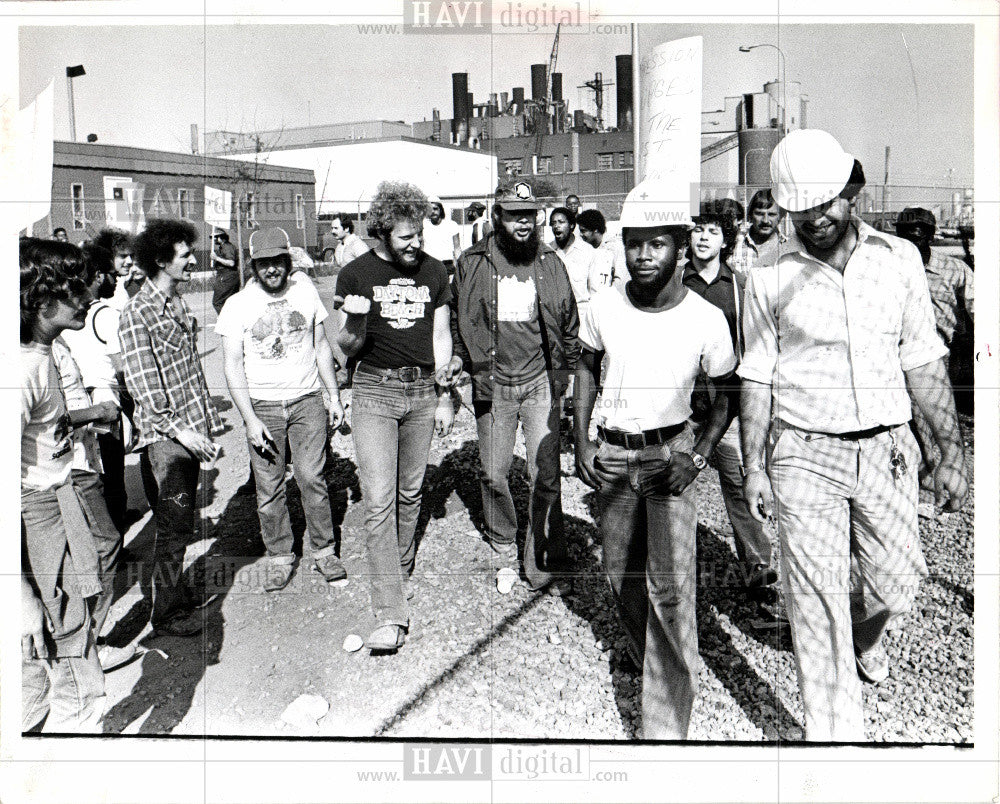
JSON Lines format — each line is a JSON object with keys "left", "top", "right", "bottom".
{"left": 739, "top": 220, "right": 947, "bottom": 433}
{"left": 730, "top": 229, "right": 788, "bottom": 276}
{"left": 925, "top": 250, "right": 974, "bottom": 345}
{"left": 119, "top": 280, "right": 223, "bottom": 450}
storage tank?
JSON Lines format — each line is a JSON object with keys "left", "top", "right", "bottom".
{"left": 763, "top": 80, "right": 802, "bottom": 131}
{"left": 738, "top": 128, "right": 781, "bottom": 187}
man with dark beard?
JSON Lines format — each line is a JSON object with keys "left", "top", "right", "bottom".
{"left": 217, "top": 227, "right": 346, "bottom": 593}
{"left": 452, "top": 180, "right": 580, "bottom": 591}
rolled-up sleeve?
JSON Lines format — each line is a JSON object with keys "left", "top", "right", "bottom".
{"left": 737, "top": 267, "right": 779, "bottom": 384}
{"left": 898, "top": 247, "right": 949, "bottom": 372}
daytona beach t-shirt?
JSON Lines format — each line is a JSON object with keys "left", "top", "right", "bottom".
{"left": 335, "top": 250, "right": 451, "bottom": 371}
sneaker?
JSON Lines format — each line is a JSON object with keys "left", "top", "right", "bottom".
{"left": 489, "top": 541, "right": 517, "bottom": 562}
{"left": 855, "top": 640, "right": 890, "bottom": 684}
{"left": 262, "top": 558, "right": 296, "bottom": 592}
{"left": 313, "top": 553, "right": 348, "bottom": 583}
{"left": 98, "top": 643, "right": 138, "bottom": 672}
{"left": 752, "top": 599, "right": 791, "bottom": 632}
{"left": 153, "top": 611, "right": 203, "bottom": 638}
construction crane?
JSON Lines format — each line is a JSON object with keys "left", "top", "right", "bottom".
{"left": 525, "top": 24, "right": 561, "bottom": 175}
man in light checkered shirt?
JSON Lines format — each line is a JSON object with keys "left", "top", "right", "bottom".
{"left": 738, "top": 130, "right": 968, "bottom": 741}
{"left": 730, "top": 189, "right": 787, "bottom": 276}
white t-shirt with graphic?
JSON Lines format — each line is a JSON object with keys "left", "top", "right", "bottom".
{"left": 580, "top": 287, "right": 737, "bottom": 432}
{"left": 215, "top": 274, "right": 328, "bottom": 402}
{"left": 21, "top": 343, "right": 74, "bottom": 490}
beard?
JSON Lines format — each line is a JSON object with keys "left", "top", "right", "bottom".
{"left": 494, "top": 224, "right": 541, "bottom": 265}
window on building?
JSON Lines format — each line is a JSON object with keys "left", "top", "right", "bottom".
{"left": 563, "top": 155, "right": 570, "bottom": 173}
{"left": 178, "top": 188, "right": 191, "bottom": 219}
{"left": 502, "top": 158, "right": 523, "bottom": 176}
{"left": 244, "top": 192, "right": 257, "bottom": 228}
{"left": 596, "top": 152, "right": 615, "bottom": 171}
{"left": 617, "top": 152, "right": 634, "bottom": 169}
{"left": 536, "top": 156, "right": 552, "bottom": 175}
{"left": 295, "top": 194, "right": 306, "bottom": 230}
{"left": 71, "top": 183, "right": 86, "bottom": 230}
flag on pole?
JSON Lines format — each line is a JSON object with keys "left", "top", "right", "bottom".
{"left": 204, "top": 185, "right": 233, "bottom": 230}
{"left": 7, "top": 80, "right": 55, "bottom": 235}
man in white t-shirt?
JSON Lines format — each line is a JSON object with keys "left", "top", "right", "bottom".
{"left": 217, "top": 228, "right": 346, "bottom": 592}
{"left": 61, "top": 242, "right": 137, "bottom": 534}
{"left": 574, "top": 181, "right": 739, "bottom": 740}
{"left": 422, "top": 196, "right": 462, "bottom": 272}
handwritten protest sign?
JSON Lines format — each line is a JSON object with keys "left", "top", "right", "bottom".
{"left": 638, "top": 36, "right": 702, "bottom": 212}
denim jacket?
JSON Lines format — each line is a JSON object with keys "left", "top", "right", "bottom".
{"left": 451, "top": 234, "right": 580, "bottom": 402}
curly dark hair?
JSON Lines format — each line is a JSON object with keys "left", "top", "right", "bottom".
{"left": 134, "top": 218, "right": 198, "bottom": 277}
{"left": 82, "top": 242, "right": 115, "bottom": 277}
{"left": 839, "top": 159, "right": 867, "bottom": 201}
{"left": 93, "top": 227, "right": 133, "bottom": 257}
{"left": 20, "top": 238, "right": 93, "bottom": 344}
{"left": 692, "top": 199, "right": 739, "bottom": 265}
{"left": 576, "top": 209, "right": 606, "bottom": 234}
{"left": 366, "top": 181, "right": 429, "bottom": 241}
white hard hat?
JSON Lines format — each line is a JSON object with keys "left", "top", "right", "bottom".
{"left": 770, "top": 129, "right": 855, "bottom": 213}
{"left": 618, "top": 179, "right": 694, "bottom": 229}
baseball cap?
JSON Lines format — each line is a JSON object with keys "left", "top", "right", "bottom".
{"left": 770, "top": 129, "right": 855, "bottom": 213}
{"left": 249, "top": 227, "right": 291, "bottom": 259}
{"left": 618, "top": 179, "right": 694, "bottom": 229}
{"left": 895, "top": 207, "right": 936, "bottom": 234}
{"left": 495, "top": 180, "right": 542, "bottom": 211}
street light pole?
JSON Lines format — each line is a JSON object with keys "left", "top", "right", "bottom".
{"left": 65, "top": 65, "right": 86, "bottom": 142}
{"left": 738, "top": 44, "right": 787, "bottom": 134}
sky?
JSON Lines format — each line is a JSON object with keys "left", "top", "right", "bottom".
{"left": 19, "top": 21, "right": 974, "bottom": 188}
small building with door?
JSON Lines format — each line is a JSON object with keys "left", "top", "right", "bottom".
{"left": 40, "top": 141, "right": 317, "bottom": 263}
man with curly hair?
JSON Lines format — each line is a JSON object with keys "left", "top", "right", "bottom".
{"left": 119, "top": 219, "right": 223, "bottom": 638}
{"left": 336, "top": 181, "right": 461, "bottom": 653}
{"left": 20, "top": 238, "right": 120, "bottom": 730}
{"left": 451, "top": 180, "right": 580, "bottom": 592}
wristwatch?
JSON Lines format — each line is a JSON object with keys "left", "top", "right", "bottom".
{"left": 689, "top": 451, "right": 708, "bottom": 471}
{"left": 740, "top": 460, "right": 766, "bottom": 478}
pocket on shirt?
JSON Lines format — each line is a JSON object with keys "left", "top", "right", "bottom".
{"left": 152, "top": 323, "right": 187, "bottom": 352}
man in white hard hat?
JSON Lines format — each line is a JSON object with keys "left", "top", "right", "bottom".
{"left": 738, "top": 129, "right": 968, "bottom": 741}
{"left": 574, "top": 180, "right": 739, "bottom": 739}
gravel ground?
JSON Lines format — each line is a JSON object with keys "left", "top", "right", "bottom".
{"left": 96, "top": 280, "right": 975, "bottom": 742}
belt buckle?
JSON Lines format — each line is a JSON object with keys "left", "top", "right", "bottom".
{"left": 626, "top": 432, "right": 643, "bottom": 450}
{"left": 398, "top": 367, "right": 418, "bottom": 383}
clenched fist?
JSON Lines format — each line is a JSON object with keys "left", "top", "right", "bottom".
{"left": 337, "top": 295, "right": 371, "bottom": 316}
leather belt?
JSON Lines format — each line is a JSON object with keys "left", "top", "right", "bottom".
{"left": 823, "top": 424, "right": 896, "bottom": 441}
{"left": 597, "top": 422, "right": 685, "bottom": 449}
{"left": 355, "top": 364, "right": 432, "bottom": 383}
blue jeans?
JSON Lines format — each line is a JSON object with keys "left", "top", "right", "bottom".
{"left": 249, "top": 391, "right": 336, "bottom": 559}
{"left": 139, "top": 439, "right": 201, "bottom": 627}
{"left": 351, "top": 371, "right": 437, "bottom": 628}
{"left": 474, "top": 373, "right": 566, "bottom": 590}
{"left": 21, "top": 478, "right": 109, "bottom": 732}
{"left": 596, "top": 425, "right": 700, "bottom": 739}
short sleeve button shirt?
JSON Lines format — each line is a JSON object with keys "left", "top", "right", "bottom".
{"left": 738, "top": 220, "right": 947, "bottom": 433}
